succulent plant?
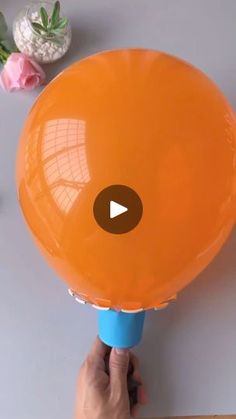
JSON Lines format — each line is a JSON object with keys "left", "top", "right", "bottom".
{"left": 31, "top": 1, "right": 68, "bottom": 37}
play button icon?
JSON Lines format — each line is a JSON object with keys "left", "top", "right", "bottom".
{"left": 93, "top": 185, "right": 143, "bottom": 234}
{"left": 110, "top": 201, "right": 128, "bottom": 219}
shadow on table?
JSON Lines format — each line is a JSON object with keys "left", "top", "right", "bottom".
{"left": 136, "top": 228, "right": 236, "bottom": 417}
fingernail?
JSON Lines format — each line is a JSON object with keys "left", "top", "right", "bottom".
{"left": 115, "top": 348, "right": 129, "bottom": 355}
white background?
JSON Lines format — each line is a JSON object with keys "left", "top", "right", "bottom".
{"left": 0, "top": 1, "right": 236, "bottom": 418}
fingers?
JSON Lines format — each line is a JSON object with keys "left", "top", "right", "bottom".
{"left": 131, "top": 403, "right": 139, "bottom": 417}
{"left": 129, "top": 352, "right": 141, "bottom": 382}
{"left": 82, "top": 337, "right": 110, "bottom": 373}
{"left": 89, "top": 336, "right": 110, "bottom": 359}
{"left": 137, "top": 384, "right": 148, "bottom": 405}
{"left": 109, "top": 348, "right": 130, "bottom": 391}
{"left": 130, "top": 384, "right": 148, "bottom": 417}
{"left": 129, "top": 352, "right": 148, "bottom": 406}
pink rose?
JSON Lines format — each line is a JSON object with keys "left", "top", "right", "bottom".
{"left": 0, "top": 52, "right": 45, "bottom": 92}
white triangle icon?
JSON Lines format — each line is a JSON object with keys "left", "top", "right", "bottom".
{"left": 110, "top": 200, "right": 128, "bottom": 219}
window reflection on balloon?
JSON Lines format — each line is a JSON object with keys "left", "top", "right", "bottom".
{"left": 25, "top": 118, "right": 90, "bottom": 216}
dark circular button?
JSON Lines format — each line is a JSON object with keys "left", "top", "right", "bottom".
{"left": 93, "top": 185, "right": 143, "bottom": 234}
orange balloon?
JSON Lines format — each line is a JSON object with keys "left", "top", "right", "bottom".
{"left": 16, "top": 49, "right": 236, "bottom": 311}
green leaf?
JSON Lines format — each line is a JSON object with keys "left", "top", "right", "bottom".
{"left": 54, "top": 17, "right": 68, "bottom": 30}
{"left": 40, "top": 7, "right": 48, "bottom": 28}
{"left": 50, "top": 28, "right": 64, "bottom": 35}
{"left": 0, "top": 39, "right": 14, "bottom": 53}
{"left": 0, "top": 43, "right": 10, "bottom": 63}
{"left": 0, "top": 12, "right": 8, "bottom": 39}
{"left": 31, "top": 21, "right": 47, "bottom": 34}
{"left": 50, "top": 1, "right": 60, "bottom": 27}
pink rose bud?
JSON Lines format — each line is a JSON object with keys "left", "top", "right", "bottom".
{"left": 0, "top": 52, "right": 46, "bottom": 92}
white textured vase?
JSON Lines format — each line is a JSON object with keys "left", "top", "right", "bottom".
{"left": 13, "top": 2, "right": 72, "bottom": 64}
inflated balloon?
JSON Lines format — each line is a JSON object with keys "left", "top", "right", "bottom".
{"left": 16, "top": 49, "right": 236, "bottom": 347}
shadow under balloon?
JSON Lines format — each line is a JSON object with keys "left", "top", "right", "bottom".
{"left": 135, "top": 228, "right": 236, "bottom": 416}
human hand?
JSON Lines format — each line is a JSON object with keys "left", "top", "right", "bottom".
{"left": 75, "top": 337, "right": 147, "bottom": 419}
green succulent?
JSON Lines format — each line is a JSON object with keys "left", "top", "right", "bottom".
{"left": 31, "top": 1, "right": 68, "bottom": 37}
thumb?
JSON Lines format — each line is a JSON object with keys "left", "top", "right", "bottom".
{"left": 109, "top": 348, "right": 130, "bottom": 391}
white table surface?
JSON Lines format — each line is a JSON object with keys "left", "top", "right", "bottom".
{"left": 0, "top": 1, "right": 236, "bottom": 418}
